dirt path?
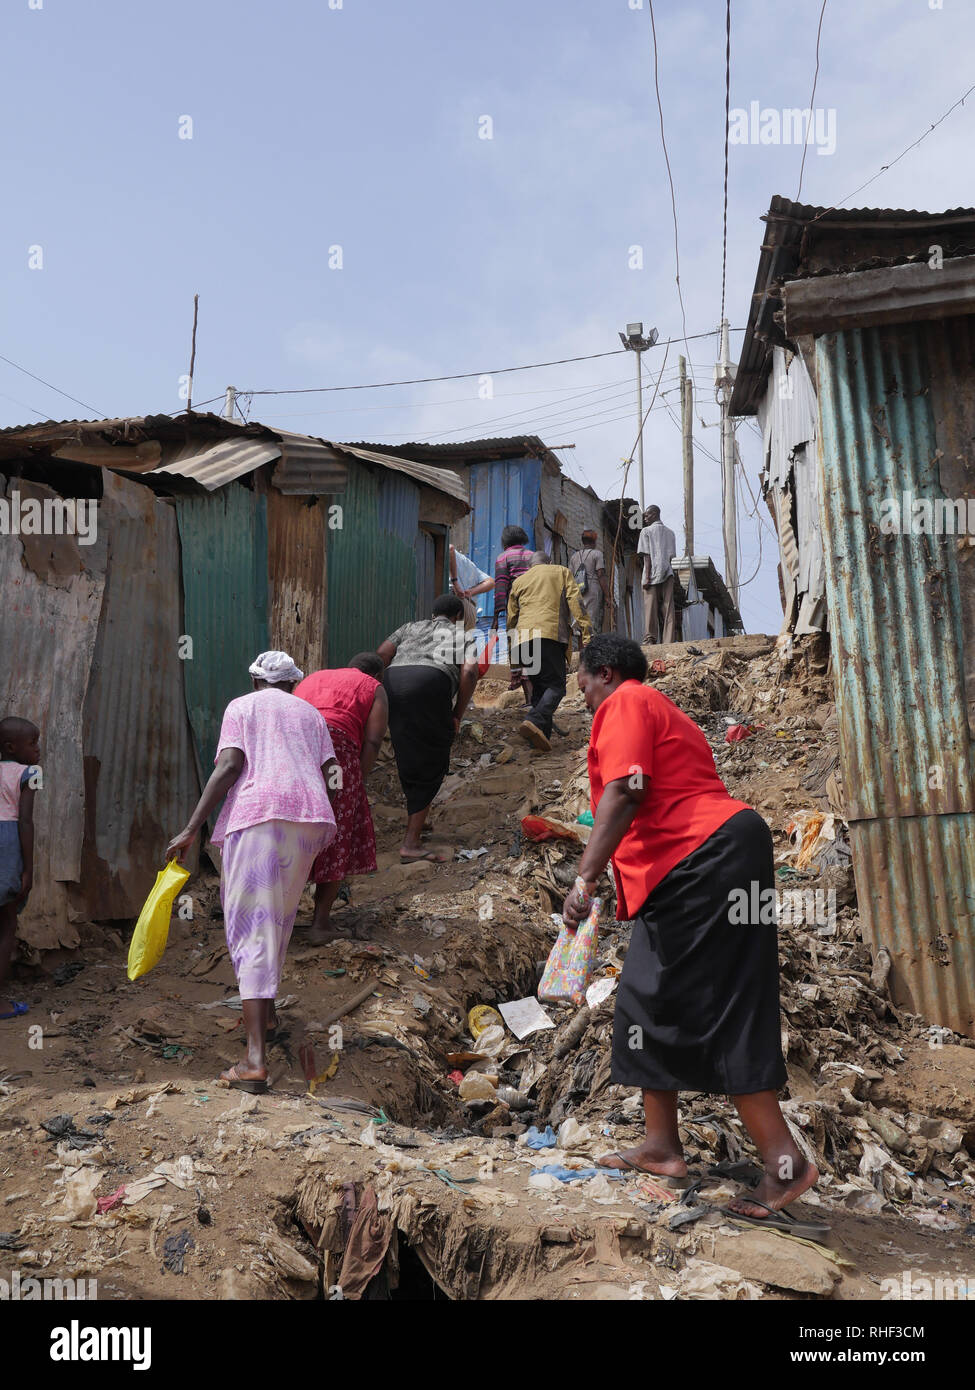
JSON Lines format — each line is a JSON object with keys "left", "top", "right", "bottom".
{"left": 1, "top": 640, "right": 973, "bottom": 1300}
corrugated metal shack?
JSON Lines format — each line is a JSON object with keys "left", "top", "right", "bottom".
{"left": 671, "top": 556, "right": 742, "bottom": 639}
{"left": 353, "top": 436, "right": 646, "bottom": 638}
{"left": 0, "top": 413, "right": 467, "bottom": 946}
{"left": 731, "top": 196, "right": 975, "bottom": 1035}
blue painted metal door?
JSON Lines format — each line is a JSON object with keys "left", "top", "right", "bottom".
{"left": 468, "top": 457, "right": 542, "bottom": 616}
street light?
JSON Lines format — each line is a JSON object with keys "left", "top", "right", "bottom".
{"left": 619, "top": 322, "right": 659, "bottom": 511}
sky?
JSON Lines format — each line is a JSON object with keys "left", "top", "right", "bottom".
{"left": 2, "top": 0, "right": 974, "bottom": 633}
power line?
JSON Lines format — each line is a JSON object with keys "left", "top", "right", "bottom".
{"left": 409, "top": 385, "right": 645, "bottom": 443}
{"left": 241, "top": 330, "right": 741, "bottom": 399}
{"left": 255, "top": 376, "right": 640, "bottom": 420}
{"left": 376, "top": 374, "right": 662, "bottom": 443}
{"left": 0, "top": 390, "right": 50, "bottom": 420}
{"left": 810, "top": 77, "right": 975, "bottom": 222}
{"left": 0, "top": 352, "right": 104, "bottom": 417}
{"left": 720, "top": 0, "right": 732, "bottom": 324}
{"left": 647, "top": 0, "right": 697, "bottom": 397}
{"left": 796, "top": 0, "right": 828, "bottom": 202}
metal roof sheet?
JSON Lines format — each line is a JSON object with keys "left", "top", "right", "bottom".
{"left": 334, "top": 442, "right": 469, "bottom": 505}
{"left": 729, "top": 195, "right": 975, "bottom": 416}
{"left": 0, "top": 413, "right": 471, "bottom": 504}
{"left": 155, "top": 435, "right": 282, "bottom": 490}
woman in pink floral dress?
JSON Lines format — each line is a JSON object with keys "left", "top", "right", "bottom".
{"left": 294, "top": 653, "right": 389, "bottom": 943}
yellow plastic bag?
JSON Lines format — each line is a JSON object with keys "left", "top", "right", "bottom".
{"left": 127, "top": 859, "right": 191, "bottom": 981}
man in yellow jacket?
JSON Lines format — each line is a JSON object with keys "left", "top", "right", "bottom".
{"left": 507, "top": 552, "right": 592, "bottom": 751}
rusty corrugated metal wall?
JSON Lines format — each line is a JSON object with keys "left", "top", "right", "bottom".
{"left": 267, "top": 489, "right": 327, "bottom": 675}
{"left": 0, "top": 475, "right": 107, "bottom": 948}
{"left": 326, "top": 466, "right": 419, "bottom": 667}
{"left": 815, "top": 320, "right": 975, "bottom": 1035}
{"left": 79, "top": 472, "right": 201, "bottom": 918}
{"left": 175, "top": 484, "right": 269, "bottom": 779}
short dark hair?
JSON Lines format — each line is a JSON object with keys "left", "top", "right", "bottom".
{"left": 432, "top": 592, "right": 464, "bottom": 620}
{"left": 349, "top": 651, "right": 385, "bottom": 679}
{"left": 581, "top": 528, "right": 598, "bottom": 543}
{"left": 501, "top": 525, "right": 529, "bottom": 549}
{"left": 0, "top": 716, "right": 39, "bottom": 748}
{"left": 579, "top": 634, "right": 647, "bottom": 683}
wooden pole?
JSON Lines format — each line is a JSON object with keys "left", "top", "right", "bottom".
{"left": 187, "top": 293, "right": 199, "bottom": 413}
{"left": 680, "top": 354, "right": 694, "bottom": 559}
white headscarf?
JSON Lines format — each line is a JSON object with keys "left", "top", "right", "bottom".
{"left": 248, "top": 650, "right": 304, "bottom": 684}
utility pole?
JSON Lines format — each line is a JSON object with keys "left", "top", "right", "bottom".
{"left": 679, "top": 354, "right": 700, "bottom": 630}
{"left": 715, "top": 317, "right": 739, "bottom": 604}
{"left": 679, "top": 355, "right": 694, "bottom": 558}
{"left": 223, "top": 386, "right": 237, "bottom": 420}
{"left": 619, "top": 322, "right": 659, "bottom": 512}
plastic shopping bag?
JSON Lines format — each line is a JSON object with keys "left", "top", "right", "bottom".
{"left": 127, "top": 859, "right": 191, "bottom": 981}
{"left": 538, "top": 877, "right": 600, "bottom": 1007}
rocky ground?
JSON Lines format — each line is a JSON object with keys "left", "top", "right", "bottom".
{"left": 1, "top": 634, "right": 973, "bottom": 1301}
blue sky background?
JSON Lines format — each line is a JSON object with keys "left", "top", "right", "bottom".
{"left": 2, "top": 0, "right": 974, "bottom": 632}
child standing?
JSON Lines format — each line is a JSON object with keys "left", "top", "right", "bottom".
{"left": 0, "top": 717, "right": 40, "bottom": 1020}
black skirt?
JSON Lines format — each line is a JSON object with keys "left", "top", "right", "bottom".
{"left": 611, "top": 807, "right": 787, "bottom": 1095}
{"left": 384, "top": 665, "right": 455, "bottom": 815}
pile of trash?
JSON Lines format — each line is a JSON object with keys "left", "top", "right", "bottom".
{"left": 437, "top": 637, "right": 975, "bottom": 1235}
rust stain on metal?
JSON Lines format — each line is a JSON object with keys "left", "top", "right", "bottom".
{"left": 0, "top": 474, "right": 107, "bottom": 948}
{"left": 267, "top": 489, "right": 327, "bottom": 676}
{"left": 78, "top": 472, "right": 201, "bottom": 919}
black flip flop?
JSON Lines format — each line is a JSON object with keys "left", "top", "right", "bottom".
{"left": 598, "top": 1153, "right": 700, "bottom": 1189}
{"left": 222, "top": 1065, "right": 268, "bottom": 1094}
{"left": 709, "top": 1158, "right": 765, "bottom": 1184}
{"left": 724, "top": 1197, "right": 831, "bottom": 1242}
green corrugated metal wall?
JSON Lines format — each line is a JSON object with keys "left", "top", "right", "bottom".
{"left": 326, "top": 467, "right": 419, "bottom": 667}
{"left": 175, "top": 485, "right": 269, "bottom": 778}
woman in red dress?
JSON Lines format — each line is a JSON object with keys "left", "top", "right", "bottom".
{"left": 294, "top": 653, "right": 389, "bottom": 943}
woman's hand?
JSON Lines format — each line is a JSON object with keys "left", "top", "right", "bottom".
{"left": 18, "top": 870, "right": 32, "bottom": 904}
{"left": 166, "top": 828, "right": 196, "bottom": 862}
{"left": 562, "top": 878, "right": 597, "bottom": 929}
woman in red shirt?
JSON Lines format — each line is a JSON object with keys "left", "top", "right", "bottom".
{"left": 294, "top": 653, "right": 389, "bottom": 943}
{"left": 563, "top": 635, "right": 820, "bottom": 1233}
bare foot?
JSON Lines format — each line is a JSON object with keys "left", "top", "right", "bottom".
{"left": 727, "top": 1159, "right": 819, "bottom": 1218}
{"left": 597, "top": 1145, "right": 688, "bottom": 1178}
{"left": 306, "top": 925, "right": 349, "bottom": 945}
{"left": 399, "top": 848, "right": 449, "bottom": 863}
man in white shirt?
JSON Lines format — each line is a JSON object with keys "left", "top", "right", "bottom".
{"left": 637, "top": 505, "right": 677, "bottom": 644}
{"left": 450, "top": 545, "right": 495, "bottom": 630}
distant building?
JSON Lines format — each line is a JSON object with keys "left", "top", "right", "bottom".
{"left": 351, "top": 435, "right": 647, "bottom": 639}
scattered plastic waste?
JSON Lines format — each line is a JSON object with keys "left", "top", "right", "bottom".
{"left": 498, "top": 996, "right": 555, "bottom": 1040}
{"left": 585, "top": 977, "right": 617, "bottom": 1010}
{"left": 96, "top": 1185, "right": 126, "bottom": 1214}
{"left": 458, "top": 1071, "right": 498, "bottom": 1101}
{"left": 530, "top": 1165, "right": 624, "bottom": 1183}
{"left": 520, "top": 815, "right": 582, "bottom": 843}
{"left": 468, "top": 1005, "right": 504, "bottom": 1039}
{"left": 521, "top": 1125, "right": 558, "bottom": 1150}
